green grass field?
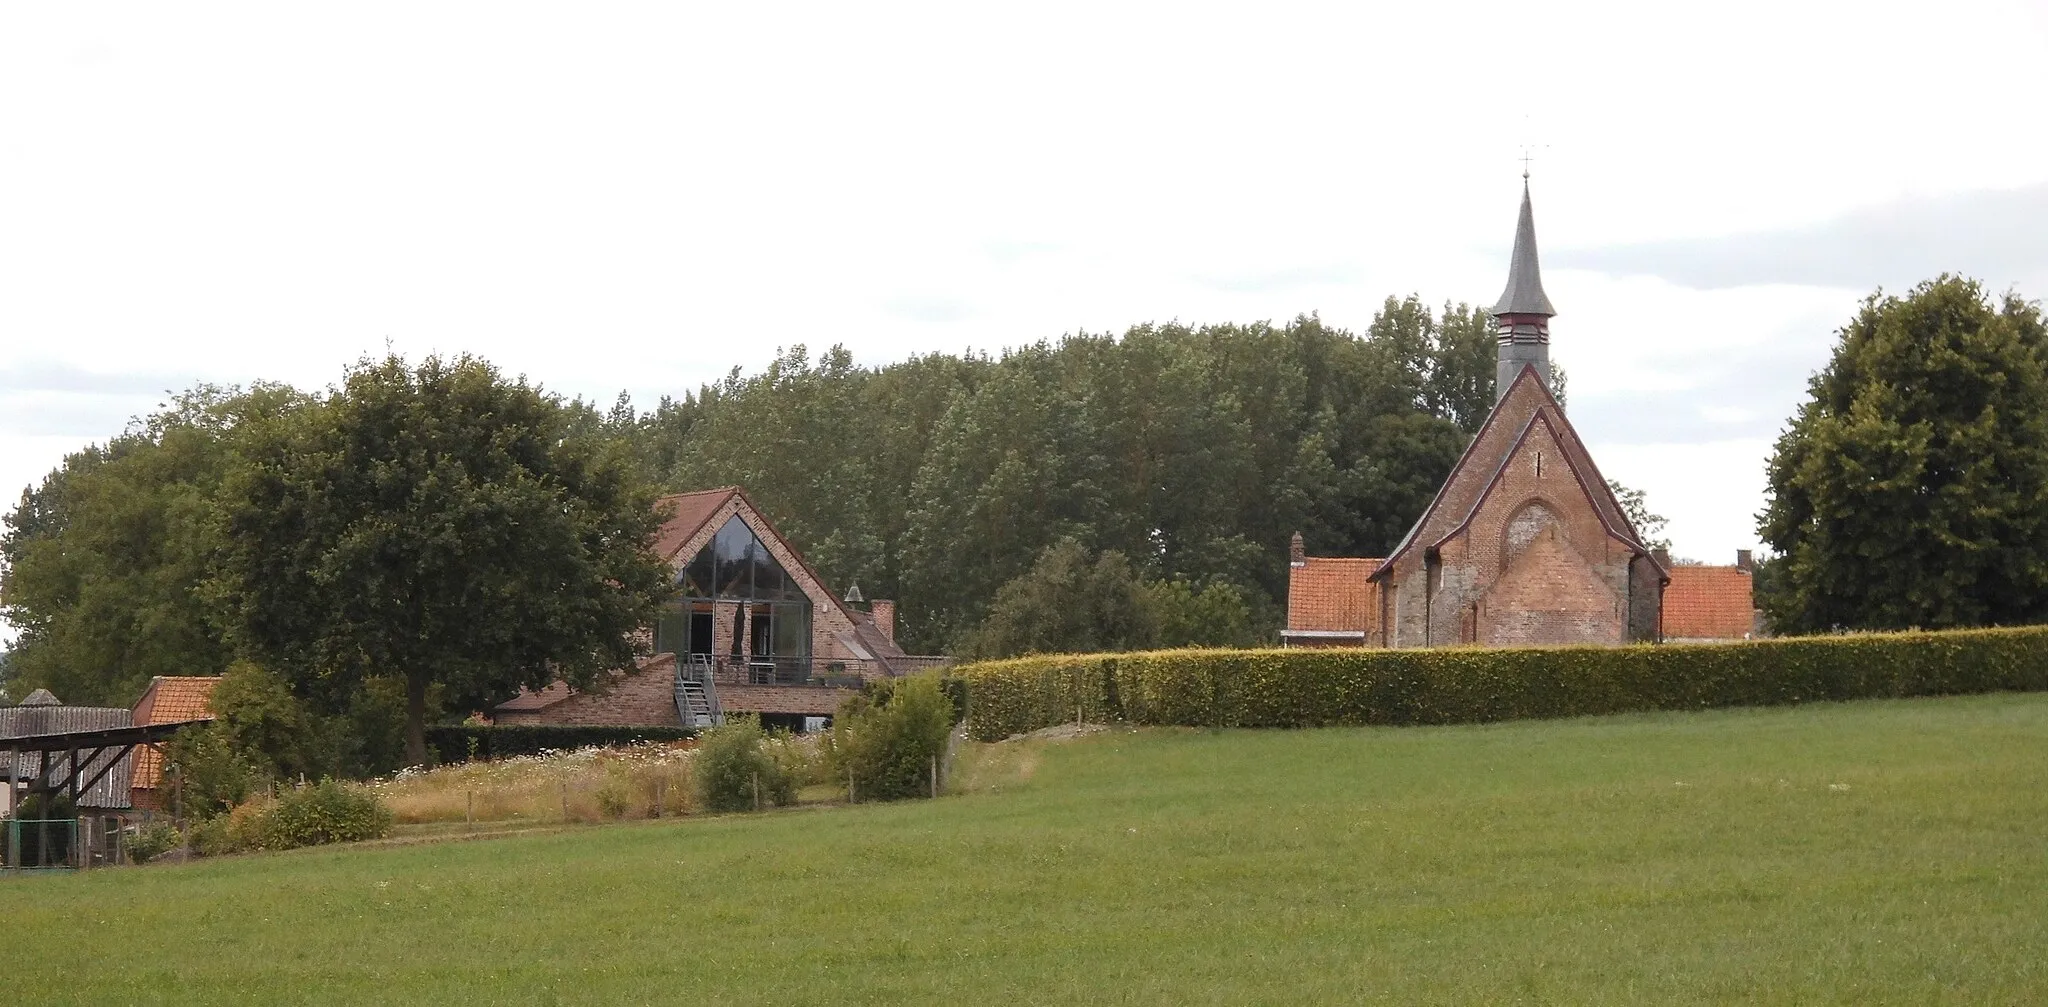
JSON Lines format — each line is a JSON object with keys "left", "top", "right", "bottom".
{"left": 7, "top": 693, "right": 2047, "bottom": 1004}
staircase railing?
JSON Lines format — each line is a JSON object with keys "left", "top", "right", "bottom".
{"left": 675, "top": 654, "right": 725, "bottom": 728}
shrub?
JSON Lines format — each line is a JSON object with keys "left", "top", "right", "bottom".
{"left": 259, "top": 780, "right": 393, "bottom": 848}
{"left": 956, "top": 626, "right": 2048, "bottom": 740}
{"left": 127, "top": 822, "right": 183, "bottom": 864}
{"left": 693, "top": 717, "right": 793, "bottom": 813}
{"left": 832, "top": 675, "right": 956, "bottom": 801}
{"left": 424, "top": 725, "right": 698, "bottom": 765}
{"left": 176, "top": 781, "right": 393, "bottom": 857}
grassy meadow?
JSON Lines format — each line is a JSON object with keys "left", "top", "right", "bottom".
{"left": 5, "top": 692, "right": 2047, "bottom": 1004}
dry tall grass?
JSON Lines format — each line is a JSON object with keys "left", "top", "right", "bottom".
{"left": 367, "top": 734, "right": 827, "bottom": 825}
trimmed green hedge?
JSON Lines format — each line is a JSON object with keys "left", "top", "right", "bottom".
{"left": 425, "top": 725, "right": 697, "bottom": 764}
{"left": 956, "top": 625, "right": 2048, "bottom": 741}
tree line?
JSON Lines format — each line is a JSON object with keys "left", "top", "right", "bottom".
{"left": 3, "top": 274, "right": 2042, "bottom": 772}
{"left": 0, "top": 298, "right": 1500, "bottom": 764}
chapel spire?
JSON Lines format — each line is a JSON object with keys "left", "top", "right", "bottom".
{"left": 1490, "top": 178, "right": 1556, "bottom": 401}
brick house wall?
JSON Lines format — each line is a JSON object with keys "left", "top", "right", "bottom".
{"left": 661, "top": 492, "right": 871, "bottom": 668}
{"left": 496, "top": 489, "right": 901, "bottom": 725}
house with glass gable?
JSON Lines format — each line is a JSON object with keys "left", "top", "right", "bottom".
{"left": 493, "top": 487, "right": 945, "bottom": 731}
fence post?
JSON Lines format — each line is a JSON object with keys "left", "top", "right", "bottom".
{"left": 847, "top": 767, "right": 855, "bottom": 804}
{"left": 655, "top": 779, "right": 666, "bottom": 819}
{"left": 752, "top": 772, "right": 761, "bottom": 812}
{"left": 559, "top": 780, "right": 569, "bottom": 822}
{"left": 929, "top": 756, "right": 938, "bottom": 799}
{"left": 466, "top": 791, "right": 474, "bottom": 832}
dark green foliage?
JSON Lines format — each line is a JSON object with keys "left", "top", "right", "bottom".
{"left": 0, "top": 385, "right": 302, "bottom": 705}
{"left": 257, "top": 780, "right": 393, "bottom": 849}
{"left": 693, "top": 716, "right": 794, "bottom": 812}
{"left": 963, "top": 540, "right": 1266, "bottom": 658}
{"left": 957, "top": 626, "right": 2048, "bottom": 741}
{"left": 831, "top": 676, "right": 955, "bottom": 801}
{"left": 158, "top": 722, "right": 261, "bottom": 819}
{"left": 1761, "top": 277, "right": 2048, "bottom": 633}
{"left": 16, "top": 791, "right": 76, "bottom": 820}
{"left": 126, "top": 822, "right": 181, "bottom": 864}
{"left": 205, "top": 662, "right": 320, "bottom": 781}
{"left": 213, "top": 353, "right": 674, "bottom": 765}
{"left": 1145, "top": 578, "right": 1263, "bottom": 649}
{"left": 963, "top": 539, "right": 1158, "bottom": 658}
{"left": 641, "top": 310, "right": 1483, "bottom": 652}
{"left": 1607, "top": 479, "right": 1671, "bottom": 552}
{"left": 423, "top": 725, "right": 697, "bottom": 764}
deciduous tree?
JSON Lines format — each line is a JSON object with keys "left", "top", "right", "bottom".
{"left": 213, "top": 354, "right": 673, "bottom": 765}
{"left": 1759, "top": 277, "right": 2048, "bottom": 632}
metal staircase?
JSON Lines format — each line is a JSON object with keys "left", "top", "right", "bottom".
{"left": 674, "top": 654, "right": 724, "bottom": 728}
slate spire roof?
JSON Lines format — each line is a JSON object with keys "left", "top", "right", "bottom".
{"left": 1489, "top": 179, "right": 1556, "bottom": 317}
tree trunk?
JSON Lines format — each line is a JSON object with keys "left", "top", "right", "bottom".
{"left": 404, "top": 671, "right": 428, "bottom": 768}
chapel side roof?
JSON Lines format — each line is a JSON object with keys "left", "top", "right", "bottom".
{"left": 130, "top": 676, "right": 222, "bottom": 791}
{"left": 1286, "top": 557, "right": 1382, "bottom": 634}
{"left": 1663, "top": 565, "right": 1755, "bottom": 639}
{"left": 1490, "top": 181, "right": 1556, "bottom": 316}
{"left": 1373, "top": 365, "right": 1656, "bottom": 580}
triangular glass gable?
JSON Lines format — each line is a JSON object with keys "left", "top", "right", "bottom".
{"left": 679, "top": 515, "right": 806, "bottom": 602}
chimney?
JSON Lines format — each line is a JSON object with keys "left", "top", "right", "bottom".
{"left": 1651, "top": 547, "right": 1671, "bottom": 568}
{"left": 1736, "top": 549, "right": 1754, "bottom": 572}
{"left": 1290, "top": 531, "right": 1306, "bottom": 567}
{"left": 869, "top": 599, "right": 896, "bottom": 644}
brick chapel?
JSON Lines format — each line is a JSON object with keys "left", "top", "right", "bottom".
{"left": 1285, "top": 181, "right": 1671, "bottom": 648}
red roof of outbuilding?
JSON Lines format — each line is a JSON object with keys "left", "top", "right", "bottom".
{"left": 1286, "top": 557, "right": 1382, "bottom": 636}
{"left": 130, "top": 676, "right": 221, "bottom": 790}
{"left": 1663, "top": 565, "right": 1755, "bottom": 639}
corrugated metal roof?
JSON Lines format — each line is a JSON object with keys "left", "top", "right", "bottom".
{"left": 1, "top": 705, "right": 136, "bottom": 809}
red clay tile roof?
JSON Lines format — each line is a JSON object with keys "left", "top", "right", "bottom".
{"left": 1663, "top": 565, "right": 1755, "bottom": 639}
{"left": 653, "top": 488, "right": 740, "bottom": 561}
{"left": 130, "top": 676, "right": 221, "bottom": 790}
{"left": 1286, "top": 557, "right": 1382, "bottom": 635}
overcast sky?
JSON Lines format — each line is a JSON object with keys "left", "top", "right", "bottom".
{"left": 5, "top": 1, "right": 2047, "bottom": 578}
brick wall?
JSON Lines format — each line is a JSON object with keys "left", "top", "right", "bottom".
{"left": 495, "top": 655, "right": 684, "bottom": 727}
{"left": 1382, "top": 386, "right": 1656, "bottom": 648}
{"left": 1478, "top": 525, "right": 1623, "bottom": 646}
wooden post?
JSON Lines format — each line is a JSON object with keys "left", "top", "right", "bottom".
{"left": 655, "top": 779, "right": 666, "bottom": 819}
{"left": 752, "top": 772, "right": 761, "bottom": 812}
{"left": 559, "top": 780, "right": 569, "bottom": 822}
{"left": 466, "top": 791, "right": 474, "bottom": 831}
{"left": 847, "top": 767, "right": 855, "bottom": 804}
{"left": 929, "top": 756, "right": 938, "bottom": 799}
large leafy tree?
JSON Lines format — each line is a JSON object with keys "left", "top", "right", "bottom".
{"left": 0, "top": 385, "right": 303, "bottom": 705}
{"left": 213, "top": 354, "right": 673, "bottom": 765}
{"left": 1759, "top": 277, "right": 2048, "bottom": 632}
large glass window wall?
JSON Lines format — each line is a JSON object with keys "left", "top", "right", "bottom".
{"left": 654, "top": 515, "right": 812, "bottom": 663}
